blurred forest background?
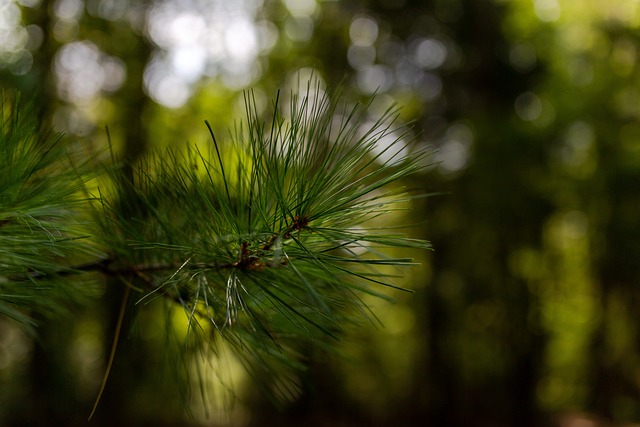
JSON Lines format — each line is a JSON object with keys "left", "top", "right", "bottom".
{"left": 2, "top": 0, "right": 640, "bottom": 426}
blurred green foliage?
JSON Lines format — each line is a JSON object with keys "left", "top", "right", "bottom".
{"left": 1, "top": 0, "right": 640, "bottom": 426}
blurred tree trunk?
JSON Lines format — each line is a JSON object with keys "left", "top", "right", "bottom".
{"left": 416, "top": 1, "right": 549, "bottom": 425}
{"left": 17, "top": 3, "right": 78, "bottom": 426}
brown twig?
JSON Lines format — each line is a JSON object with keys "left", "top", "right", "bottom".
{"left": 5, "top": 216, "right": 311, "bottom": 305}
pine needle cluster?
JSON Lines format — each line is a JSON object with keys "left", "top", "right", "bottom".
{"left": 0, "top": 86, "right": 431, "bottom": 406}
{"left": 0, "top": 93, "right": 101, "bottom": 331}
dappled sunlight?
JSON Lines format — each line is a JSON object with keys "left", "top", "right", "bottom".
{"left": 144, "top": 0, "right": 268, "bottom": 106}
{"left": 0, "top": 0, "right": 35, "bottom": 75}
{"left": 54, "top": 40, "right": 126, "bottom": 103}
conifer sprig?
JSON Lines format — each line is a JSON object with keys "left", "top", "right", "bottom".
{"left": 0, "top": 85, "right": 432, "bottom": 404}
{"left": 0, "top": 93, "right": 101, "bottom": 330}
{"left": 87, "top": 85, "right": 431, "bottom": 389}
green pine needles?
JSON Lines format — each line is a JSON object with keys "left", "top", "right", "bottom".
{"left": 0, "top": 93, "right": 102, "bottom": 331}
{"left": 0, "top": 86, "right": 431, "bottom": 409}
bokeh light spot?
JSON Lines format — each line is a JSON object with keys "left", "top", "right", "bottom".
{"left": 436, "top": 122, "right": 473, "bottom": 173}
{"left": 347, "top": 44, "right": 376, "bottom": 69}
{"left": 350, "top": 16, "right": 379, "bottom": 47}
{"left": 357, "top": 64, "right": 392, "bottom": 94}
{"left": 534, "top": 0, "right": 561, "bottom": 22}
{"left": 53, "top": 0, "right": 83, "bottom": 20}
{"left": 515, "top": 92, "right": 543, "bottom": 122}
{"left": 284, "top": 15, "right": 314, "bottom": 42}
{"left": 414, "top": 38, "right": 447, "bottom": 70}
{"left": 282, "top": 0, "right": 317, "bottom": 17}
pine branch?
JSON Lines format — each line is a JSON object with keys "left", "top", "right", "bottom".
{"left": 1, "top": 84, "right": 433, "bottom": 408}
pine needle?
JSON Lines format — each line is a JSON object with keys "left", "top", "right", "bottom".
{"left": 88, "top": 285, "right": 130, "bottom": 421}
